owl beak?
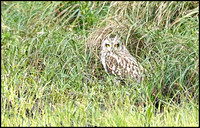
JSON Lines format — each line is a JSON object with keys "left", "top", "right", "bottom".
{"left": 112, "top": 49, "right": 117, "bottom": 53}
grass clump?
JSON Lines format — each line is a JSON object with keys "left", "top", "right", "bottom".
{"left": 1, "top": 1, "right": 199, "bottom": 127}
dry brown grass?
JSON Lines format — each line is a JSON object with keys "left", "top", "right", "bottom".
{"left": 86, "top": 1, "right": 199, "bottom": 60}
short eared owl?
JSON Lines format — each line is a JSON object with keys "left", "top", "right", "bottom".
{"left": 100, "top": 36, "right": 144, "bottom": 82}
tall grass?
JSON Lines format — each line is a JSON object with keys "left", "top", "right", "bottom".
{"left": 1, "top": 1, "right": 199, "bottom": 126}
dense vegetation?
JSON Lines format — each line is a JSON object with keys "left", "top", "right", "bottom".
{"left": 1, "top": 1, "right": 199, "bottom": 126}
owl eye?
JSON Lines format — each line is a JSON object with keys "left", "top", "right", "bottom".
{"left": 114, "top": 44, "right": 119, "bottom": 47}
{"left": 106, "top": 44, "right": 110, "bottom": 47}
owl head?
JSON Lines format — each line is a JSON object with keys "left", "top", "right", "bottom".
{"left": 102, "top": 36, "right": 122, "bottom": 52}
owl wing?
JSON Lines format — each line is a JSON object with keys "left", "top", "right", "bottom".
{"left": 105, "top": 47, "right": 144, "bottom": 81}
{"left": 121, "top": 46, "right": 145, "bottom": 81}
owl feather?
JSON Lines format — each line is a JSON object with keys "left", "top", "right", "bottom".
{"left": 100, "top": 36, "right": 144, "bottom": 82}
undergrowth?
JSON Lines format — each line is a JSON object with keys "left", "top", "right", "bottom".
{"left": 1, "top": 1, "right": 199, "bottom": 126}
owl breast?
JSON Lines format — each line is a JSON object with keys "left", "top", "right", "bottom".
{"left": 100, "top": 49, "right": 144, "bottom": 82}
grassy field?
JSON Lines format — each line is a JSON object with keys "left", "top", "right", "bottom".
{"left": 1, "top": 1, "right": 199, "bottom": 126}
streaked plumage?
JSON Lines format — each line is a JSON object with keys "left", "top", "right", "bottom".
{"left": 100, "top": 36, "right": 144, "bottom": 82}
